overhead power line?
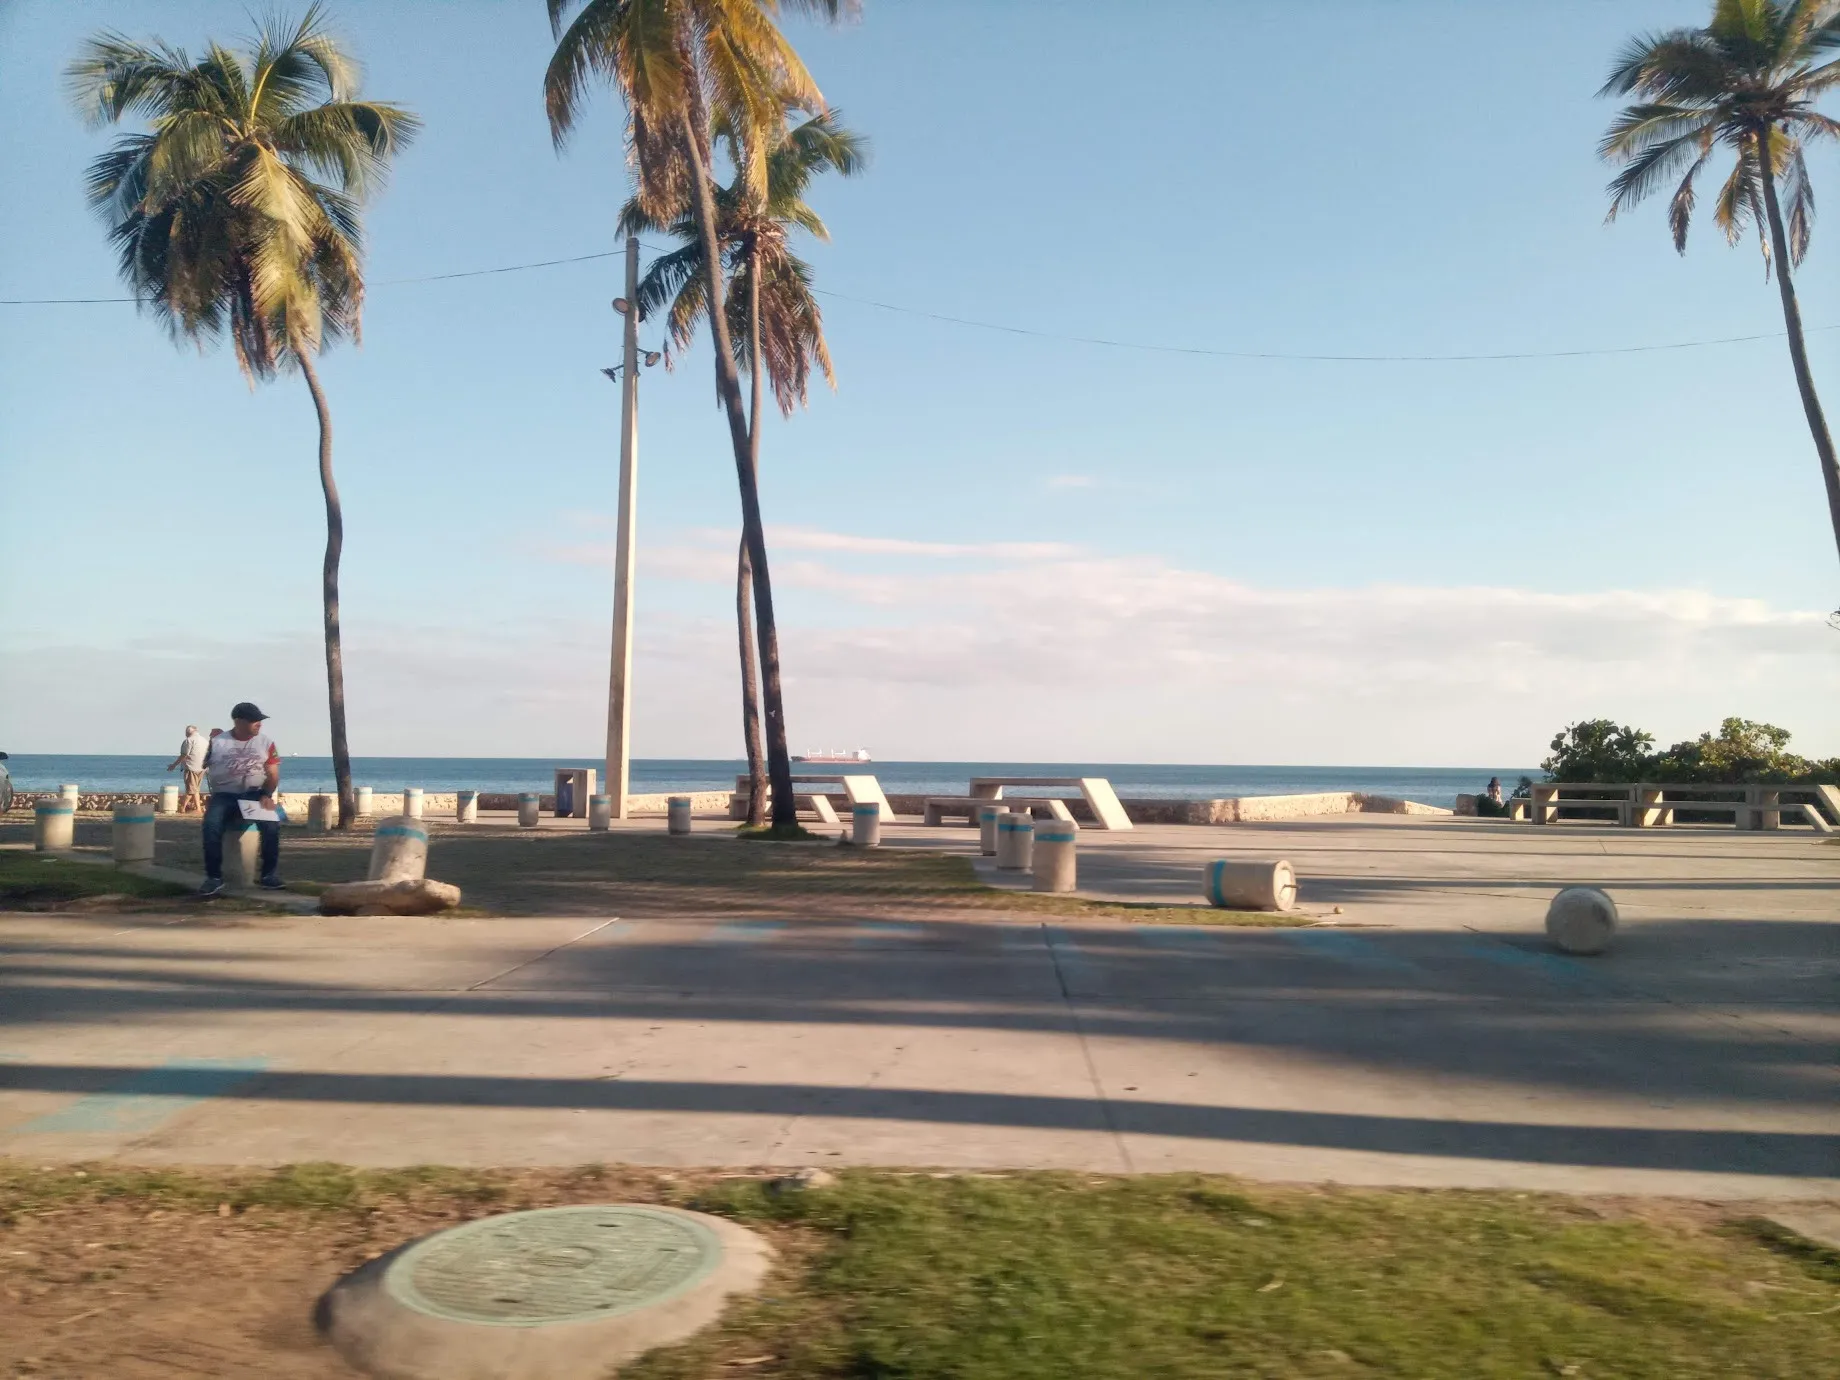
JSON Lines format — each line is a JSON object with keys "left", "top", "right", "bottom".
{"left": 4, "top": 243, "right": 1832, "bottom": 363}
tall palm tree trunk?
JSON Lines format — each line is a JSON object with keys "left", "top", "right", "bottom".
{"left": 739, "top": 235, "right": 768, "bottom": 827}
{"left": 1755, "top": 129, "right": 1840, "bottom": 573}
{"left": 300, "top": 353, "right": 355, "bottom": 829}
{"left": 679, "top": 110, "right": 797, "bottom": 832}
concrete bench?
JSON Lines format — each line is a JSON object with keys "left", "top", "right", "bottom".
{"left": 922, "top": 796, "right": 1075, "bottom": 826}
{"left": 728, "top": 772, "right": 891, "bottom": 822}
{"left": 1531, "top": 782, "right": 1837, "bottom": 831}
{"left": 966, "top": 776, "right": 1132, "bottom": 831}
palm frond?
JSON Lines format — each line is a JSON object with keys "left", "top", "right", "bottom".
{"left": 65, "top": 34, "right": 194, "bottom": 125}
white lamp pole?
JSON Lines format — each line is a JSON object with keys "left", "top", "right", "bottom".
{"left": 605, "top": 237, "right": 641, "bottom": 819}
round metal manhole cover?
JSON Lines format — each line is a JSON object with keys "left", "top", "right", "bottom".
{"left": 383, "top": 1205, "right": 725, "bottom": 1327}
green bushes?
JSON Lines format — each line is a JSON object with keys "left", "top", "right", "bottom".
{"left": 1542, "top": 717, "right": 1840, "bottom": 785}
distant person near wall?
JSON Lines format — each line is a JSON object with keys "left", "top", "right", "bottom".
{"left": 165, "top": 724, "right": 209, "bottom": 813}
{"left": 199, "top": 702, "right": 284, "bottom": 896}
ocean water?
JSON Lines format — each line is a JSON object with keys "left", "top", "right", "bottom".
{"left": 2, "top": 756, "right": 1536, "bottom": 809}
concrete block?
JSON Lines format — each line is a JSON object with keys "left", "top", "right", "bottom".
{"left": 159, "top": 783, "right": 180, "bottom": 814}
{"left": 995, "top": 812, "right": 1034, "bottom": 871}
{"left": 308, "top": 795, "right": 335, "bottom": 832}
{"left": 517, "top": 793, "right": 540, "bottom": 828}
{"left": 978, "top": 805, "right": 1003, "bottom": 856}
{"left": 589, "top": 794, "right": 613, "bottom": 831}
{"left": 1032, "top": 819, "right": 1077, "bottom": 893}
{"left": 320, "top": 877, "right": 461, "bottom": 916}
{"left": 852, "top": 802, "right": 882, "bottom": 847}
{"left": 223, "top": 827, "right": 260, "bottom": 888}
{"left": 668, "top": 796, "right": 692, "bottom": 836}
{"left": 456, "top": 790, "right": 478, "bottom": 825}
{"left": 354, "top": 786, "right": 374, "bottom": 816}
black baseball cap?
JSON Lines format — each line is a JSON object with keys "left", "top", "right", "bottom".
{"left": 230, "top": 701, "right": 267, "bottom": 721}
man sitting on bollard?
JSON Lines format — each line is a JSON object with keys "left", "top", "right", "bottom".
{"left": 199, "top": 701, "right": 284, "bottom": 896}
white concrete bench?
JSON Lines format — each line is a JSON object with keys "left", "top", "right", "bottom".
{"left": 968, "top": 777, "right": 1132, "bottom": 831}
{"left": 922, "top": 796, "right": 1075, "bottom": 826}
{"left": 1530, "top": 782, "right": 1837, "bottom": 832}
{"left": 728, "top": 772, "right": 888, "bottom": 824}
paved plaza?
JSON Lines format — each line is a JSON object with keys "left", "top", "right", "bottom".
{"left": 1, "top": 816, "right": 1834, "bottom": 1198}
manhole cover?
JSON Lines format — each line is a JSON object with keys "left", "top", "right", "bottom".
{"left": 383, "top": 1204, "right": 724, "bottom": 1327}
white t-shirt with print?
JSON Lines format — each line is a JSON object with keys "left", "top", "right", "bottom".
{"left": 205, "top": 731, "right": 279, "bottom": 794}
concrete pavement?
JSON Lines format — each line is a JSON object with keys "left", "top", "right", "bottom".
{"left": 1, "top": 816, "right": 1834, "bottom": 1198}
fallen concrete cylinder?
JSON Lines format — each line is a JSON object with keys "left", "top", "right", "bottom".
{"left": 1032, "top": 819, "right": 1077, "bottom": 893}
{"left": 1546, "top": 886, "right": 1617, "bottom": 955}
{"left": 402, "top": 787, "right": 424, "bottom": 820}
{"left": 995, "top": 811, "right": 1035, "bottom": 871}
{"left": 319, "top": 877, "right": 462, "bottom": 916}
{"left": 354, "top": 786, "right": 374, "bottom": 816}
{"left": 589, "top": 793, "right": 613, "bottom": 831}
{"left": 224, "top": 827, "right": 260, "bottom": 888}
{"left": 517, "top": 792, "right": 540, "bottom": 827}
{"left": 367, "top": 816, "right": 429, "bottom": 883}
{"left": 456, "top": 790, "right": 478, "bottom": 825}
{"left": 978, "top": 804, "right": 1003, "bottom": 856}
{"left": 308, "top": 795, "right": 335, "bottom": 832}
{"left": 852, "top": 802, "right": 882, "bottom": 847}
{"left": 668, "top": 795, "right": 693, "bottom": 835}
{"left": 1205, "top": 858, "right": 1297, "bottom": 912}
{"left": 112, "top": 803, "right": 156, "bottom": 864}
{"left": 34, "top": 801, "right": 74, "bottom": 851}
{"left": 159, "top": 783, "right": 180, "bottom": 814}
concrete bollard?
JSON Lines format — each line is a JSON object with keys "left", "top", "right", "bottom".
{"left": 402, "top": 787, "right": 424, "bottom": 820}
{"left": 223, "top": 826, "right": 260, "bottom": 889}
{"left": 159, "top": 783, "right": 181, "bottom": 815}
{"left": 34, "top": 801, "right": 75, "bottom": 851}
{"left": 111, "top": 803, "right": 156, "bottom": 864}
{"left": 588, "top": 794, "right": 613, "bottom": 831}
{"left": 1032, "top": 819, "right": 1078, "bottom": 893}
{"left": 995, "top": 811, "right": 1035, "bottom": 871}
{"left": 308, "top": 795, "right": 335, "bottom": 832}
{"left": 1205, "top": 858, "right": 1297, "bottom": 912}
{"left": 852, "top": 802, "right": 882, "bottom": 848}
{"left": 59, "top": 784, "right": 80, "bottom": 809}
{"left": 978, "top": 804, "right": 1004, "bottom": 856}
{"left": 367, "top": 816, "right": 429, "bottom": 883}
{"left": 1546, "top": 886, "right": 1617, "bottom": 956}
{"left": 517, "top": 792, "right": 540, "bottom": 827}
{"left": 667, "top": 795, "right": 692, "bottom": 836}
{"left": 354, "top": 786, "right": 373, "bottom": 817}
{"left": 455, "top": 790, "right": 478, "bottom": 825}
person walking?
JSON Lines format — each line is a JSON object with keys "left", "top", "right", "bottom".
{"left": 165, "top": 724, "right": 209, "bottom": 813}
{"left": 200, "top": 702, "right": 284, "bottom": 896}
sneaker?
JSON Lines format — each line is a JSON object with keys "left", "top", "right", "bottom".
{"left": 258, "top": 874, "right": 285, "bottom": 890}
{"left": 199, "top": 877, "right": 225, "bottom": 898}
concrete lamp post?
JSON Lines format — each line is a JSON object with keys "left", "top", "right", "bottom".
{"left": 602, "top": 237, "right": 662, "bottom": 823}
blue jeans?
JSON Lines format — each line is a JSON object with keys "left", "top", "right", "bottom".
{"left": 202, "top": 790, "right": 279, "bottom": 881}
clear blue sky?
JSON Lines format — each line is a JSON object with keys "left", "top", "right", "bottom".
{"left": 2, "top": 0, "right": 1835, "bottom": 762}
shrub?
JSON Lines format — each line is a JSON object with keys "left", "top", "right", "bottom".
{"left": 1541, "top": 716, "right": 1838, "bottom": 784}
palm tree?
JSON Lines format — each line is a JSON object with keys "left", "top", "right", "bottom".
{"left": 1600, "top": 0, "right": 1840, "bottom": 576}
{"left": 68, "top": 6, "right": 417, "bottom": 830}
{"left": 544, "top": 0, "right": 855, "bottom": 832}
{"left": 618, "top": 110, "right": 867, "bottom": 824}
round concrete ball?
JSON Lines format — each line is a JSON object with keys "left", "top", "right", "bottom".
{"left": 1545, "top": 886, "right": 1618, "bottom": 956}
{"left": 320, "top": 1203, "right": 773, "bottom": 1380}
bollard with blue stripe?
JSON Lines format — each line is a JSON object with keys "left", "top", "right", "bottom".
{"left": 1205, "top": 858, "right": 1297, "bottom": 912}
{"left": 995, "top": 811, "right": 1035, "bottom": 871}
{"left": 354, "top": 785, "right": 374, "bottom": 816}
{"left": 401, "top": 786, "right": 424, "bottom": 819}
{"left": 368, "top": 815, "right": 429, "bottom": 883}
{"left": 851, "top": 801, "right": 882, "bottom": 848}
{"left": 34, "top": 800, "right": 75, "bottom": 851}
{"left": 1032, "top": 818, "right": 1078, "bottom": 892}
{"left": 455, "top": 790, "right": 479, "bottom": 825}
{"left": 112, "top": 802, "right": 157, "bottom": 864}
{"left": 517, "top": 792, "right": 541, "bottom": 827}
{"left": 588, "top": 793, "right": 613, "bottom": 831}
{"left": 977, "top": 803, "right": 1004, "bottom": 856}
{"left": 667, "top": 795, "right": 693, "bottom": 835}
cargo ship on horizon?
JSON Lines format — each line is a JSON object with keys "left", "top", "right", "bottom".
{"left": 793, "top": 748, "right": 872, "bottom": 764}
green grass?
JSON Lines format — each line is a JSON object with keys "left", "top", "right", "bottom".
{"left": 635, "top": 1175, "right": 1840, "bottom": 1380}
{"left": 5, "top": 1164, "right": 1835, "bottom": 1377}
{"left": 0, "top": 853, "right": 190, "bottom": 905}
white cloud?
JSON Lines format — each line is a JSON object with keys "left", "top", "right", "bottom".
{"left": 5, "top": 530, "right": 1835, "bottom": 763}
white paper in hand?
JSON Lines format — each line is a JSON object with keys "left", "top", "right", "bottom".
{"left": 237, "top": 800, "right": 283, "bottom": 822}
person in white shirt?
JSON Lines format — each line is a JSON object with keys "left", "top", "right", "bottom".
{"left": 165, "top": 724, "right": 209, "bottom": 814}
{"left": 199, "top": 701, "right": 284, "bottom": 896}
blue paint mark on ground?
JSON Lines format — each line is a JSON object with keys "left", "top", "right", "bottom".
{"left": 707, "top": 920, "right": 787, "bottom": 944}
{"left": 1280, "top": 929, "right": 1422, "bottom": 974}
{"left": 1459, "top": 939, "right": 1599, "bottom": 985}
{"left": 15, "top": 1058, "right": 269, "bottom": 1136}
